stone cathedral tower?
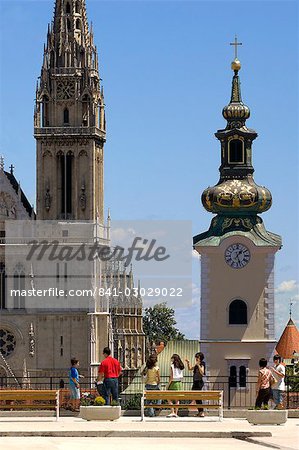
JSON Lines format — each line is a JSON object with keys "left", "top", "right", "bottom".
{"left": 34, "top": 0, "right": 105, "bottom": 223}
{"left": 0, "top": 0, "right": 145, "bottom": 384}
{"left": 193, "top": 48, "right": 281, "bottom": 396}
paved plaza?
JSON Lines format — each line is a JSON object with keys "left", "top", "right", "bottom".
{"left": 0, "top": 416, "right": 298, "bottom": 450}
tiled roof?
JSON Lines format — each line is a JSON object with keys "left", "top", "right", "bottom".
{"left": 276, "top": 318, "right": 299, "bottom": 359}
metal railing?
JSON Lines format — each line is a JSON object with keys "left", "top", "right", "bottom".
{"left": 0, "top": 374, "right": 298, "bottom": 410}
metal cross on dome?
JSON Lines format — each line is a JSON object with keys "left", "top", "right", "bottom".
{"left": 230, "top": 36, "right": 242, "bottom": 59}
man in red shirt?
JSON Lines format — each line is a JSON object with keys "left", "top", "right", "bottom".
{"left": 96, "top": 347, "right": 122, "bottom": 405}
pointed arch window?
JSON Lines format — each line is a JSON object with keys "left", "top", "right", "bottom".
{"left": 67, "top": 18, "right": 71, "bottom": 32}
{"left": 229, "top": 299, "right": 247, "bottom": 325}
{"left": 75, "top": 1, "right": 80, "bottom": 13}
{"left": 13, "top": 264, "right": 25, "bottom": 309}
{"left": 50, "top": 50, "right": 55, "bottom": 67}
{"left": 66, "top": 2, "right": 71, "bottom": 14}
{"left": 76, "top": 19, "right": 81, "bottom": 30}
{"left": 63, "top": 107, "right": 69, "bottom": 125}
{"left": 59, "top": 151, "right": 73, "bottom": 218}
{"left": 0, "top": 263, "right": 6, "bottom": 310}
{"left": 42, "top": 96, "right": 49, "bottom": 127}
{"left": 228, "top": 139, "right": 244, "bottom": 164}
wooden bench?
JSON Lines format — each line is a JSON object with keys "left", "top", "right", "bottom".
{"left": 0, "top": 389, "right": 60, "bottom": 420}
{"left": 141, "top": 390, "right": 223, "bottom": 421}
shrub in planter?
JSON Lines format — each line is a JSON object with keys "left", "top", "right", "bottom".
{"left": 94, "top": 396, "right": 105, "bottom": 406}
{"left": 123, "top": 393, "right": 142, "bottom": 410}
{"left": 80, "top": 394, "right": 121, "bottom": 421}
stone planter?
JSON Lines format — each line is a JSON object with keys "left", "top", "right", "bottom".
{"left": 79, "top": 405, "right": 121, "bottom": 421}
{"left": 246, "top": 409, "right": 288, "bottom": 425}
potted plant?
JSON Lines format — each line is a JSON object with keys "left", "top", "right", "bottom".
{"left": 246, "top": 406, "right": 288, "bottom": 425}
{"left": 79, "top": 392, "right": 121, "bottom": 421}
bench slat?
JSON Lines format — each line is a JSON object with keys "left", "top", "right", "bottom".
{"left": 144, "top": 394, "right": 221, "bottom": 401}
{"left": 0, "top": 390, "right": 57, "bottom": 394}
{"left": 141, "top": 390, "right": 223, "bottom": 422}
{"left": 144, "top": 404, "right": 221, "bottom": 409}
{"left": 0, "top": 405, "right": 56, "bottom": 409}
{"left": 0, "top": 395, "right": 57, "bottom": 401}
{"left": 0, "top": 390, "right": 59, "bottom": 420}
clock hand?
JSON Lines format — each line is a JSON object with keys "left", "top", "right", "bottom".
{"left": 233, "top": 249, "right": 241, "bottom": 261}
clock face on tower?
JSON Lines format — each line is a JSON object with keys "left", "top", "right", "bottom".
{"left": 57, "top": 80, "right": 75, "bottom": 100}
{"left": 225, "top": 243, "right": 250, "bottom": 269}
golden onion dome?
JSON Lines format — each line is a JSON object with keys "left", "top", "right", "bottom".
{"left": 202, "top": 177, "right": 272, "bottom": 215}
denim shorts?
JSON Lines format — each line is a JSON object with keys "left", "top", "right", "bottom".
{"left": 272, "top": 389, "right": 284, "bottom": 405}
{"left": 69, "top": 385, "right": 80, "bottom": 400}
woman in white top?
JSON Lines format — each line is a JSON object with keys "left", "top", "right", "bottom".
{"left": 167, "top": 353, "right": 184, "bottom": 417}
{"left": 270, "top": 355, "right": 285, "bottom": 409}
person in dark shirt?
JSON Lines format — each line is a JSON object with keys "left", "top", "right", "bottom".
{"left": 96, "top": 347, "right": 122, "bottom": 405}
{"left": 185, "top": 352, "right": 206, "bottom": 417}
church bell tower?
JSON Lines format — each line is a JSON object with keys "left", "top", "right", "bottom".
{"left": 193, "top": 41, "right": 282, "bottom": 389}
{"left": 34, "top": 0, "right": 106, "bottom": 222}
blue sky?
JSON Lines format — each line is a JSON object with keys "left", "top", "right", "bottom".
{"left": 0, "top": 0, "right": 298, "bottom": 339}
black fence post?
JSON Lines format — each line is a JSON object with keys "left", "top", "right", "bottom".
{"left": 286, "top": 375, "right": 289, "bottom": 410}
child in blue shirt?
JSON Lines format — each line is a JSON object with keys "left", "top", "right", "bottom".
{"left": 69, "top": 358, "right": 81, "bottom": 412}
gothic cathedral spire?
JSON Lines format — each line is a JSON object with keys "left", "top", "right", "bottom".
{"left": 34, "top": 0, "right": 106, "bottom": 222}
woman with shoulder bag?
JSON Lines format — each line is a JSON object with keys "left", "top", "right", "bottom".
{"left": 186, "top": 352, "right": 205, "bottom": 417}
{"left": 142, "top": 355, "right": 160, "bottom": 417}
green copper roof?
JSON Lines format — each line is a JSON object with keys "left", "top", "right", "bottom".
{"left": 193, "top": 215, "right": 282, "bottom": 248}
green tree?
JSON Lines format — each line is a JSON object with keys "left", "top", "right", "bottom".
{"left": 143, "top": 302, "right": 185, "bottom": 344}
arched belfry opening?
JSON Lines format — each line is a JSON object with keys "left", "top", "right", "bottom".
{"left": 58, "top": 151, "right": 73, "bottom": 218}
{"left": 228, "top": 139, "right": 244, "bottom": 163}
